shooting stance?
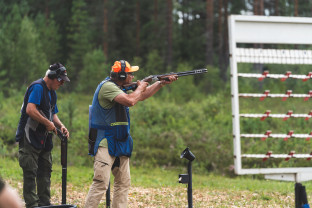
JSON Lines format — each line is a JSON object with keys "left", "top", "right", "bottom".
{"left": 15, "top": 63, "right": 70, "bottom": 208}
{"left": 84, "top": 60, "right": 177, "bottom": 208}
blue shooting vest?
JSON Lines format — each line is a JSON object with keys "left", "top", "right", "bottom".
{"left": 15, "top": 78, "right": 56, "bottom": 151}
{"left": 88, "top": 77, "right": 133, "bottom": 157}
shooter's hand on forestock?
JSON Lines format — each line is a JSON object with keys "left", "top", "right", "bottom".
{"left": 160, "top": 75, "right": 178, "bottom": 86}
{"left": 60, "top": 125, "right": 69, "bottom": 138}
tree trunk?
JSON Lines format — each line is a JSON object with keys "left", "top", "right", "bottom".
{"left": 220, "top": 0, "right": 228, "bottom": 81}
{"left": 153, "top": 0, "right": 158, "bottom": 47}
{"left": 254, "top": 0, "right": 259, "bottom": 15}
{"left": 259, "top": 0, "right": 264, "bottom": 15}
{"left": 218, "top": 0, "right": 224, "bottom": 79}
{"left": 45, "top": 0, "right": 50, "bottom": 20}
{"left": 103, "top": 0, "right": 108, "bottom": 57}
{"left": 154, "top": 0, "right": 158, "bottom": 22}
{"left": 136, "top": 0, "right": 140, "bottom": 56}
{"left": 294, "top": 0, "right": 298, "bottom": 16}
{"left": 206, "top": 0, "right": 213, "bottom": 65}
{"left": 274, "top": 0, "right": 279, "bottom": 16}
{"left": 254, "top": 0, "right": 264, "bottom": 15}
{"left": 166, "top": 0, "right": 173, "bottom": 67}
{"left": 181, "top": 0, "right": 189, "bottom": 39}
{"left": 218, "top": 0, "right": 229, "bottom": 81}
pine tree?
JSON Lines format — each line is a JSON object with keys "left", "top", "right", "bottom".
{"left": 205, "top": 0, "right": 213, "bottom": 65}
{"left": 77, "top": 49, "right": 108, "bottom": 93}
{"left": 0, "top": 4, "right": 47, "bottom": 89}
{"left": 15, "top": 16, "right": 48, "bottom": 84}
{"left": 34, "top": 13, "right": 61, "bottom": 63}
{"left": 67, "top": 0, "right": 92, "bottom": 85}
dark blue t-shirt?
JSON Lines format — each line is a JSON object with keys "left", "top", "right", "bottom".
{"left": 27, "top": 84, "right": 58, "bottom": 114}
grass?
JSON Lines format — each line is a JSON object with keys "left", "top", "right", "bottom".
{"left": 0, "top": 157, "right": 310, "bottom": 207}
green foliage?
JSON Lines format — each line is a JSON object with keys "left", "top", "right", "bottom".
{"left": 0, "top": 4, "right": 23, "bottom": 92}
{"left": 143, "top": 50, "right": 165, "bottom": 76}
{"left": 197, "top": 65, "right": 224, "bottom": 94}
{"left": 34, "top": 13, "right": 61, "bottom": 63}
{"left": 77, "top": 49, "right": 108, "bottom": 93}
{"left": 130, "top": 91, "right": 233, "bottom": 174}
{"left": 16, "top": 16, "right": 48, "bottom": 81}
{"left": 0, "top": 0, "right": 311, "bottom": 89}
{"left": 54, "top": 93, "right": 91, "bottom": 166}
{"left": 0, "top": 90, "right": 23, "bottom": 157}
{"left": 156, "top": 62, "right": 210, "bottom": 102}
{"left": 0, "top": 4, "right": 48, "bottom": 91}
{"left": 0, "top": 60, "right": 9, "bottom": 92}
{"left": 67, "top": 0, "right": 92, "bottom": 84}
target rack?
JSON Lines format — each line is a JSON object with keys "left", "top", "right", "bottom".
{"left": 229, "top": 15, "right": 312, "bottom": 182}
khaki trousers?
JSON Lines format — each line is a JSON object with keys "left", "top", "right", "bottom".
{"left": 84, "top": 147, "right": 131, "bottom": 208}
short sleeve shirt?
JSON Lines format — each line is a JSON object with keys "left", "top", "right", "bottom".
{"left": 28, "top": 84, "right": 58, "bottom": 114}
{"left": 98, "top": 81, "right": 124, "bottom": 109}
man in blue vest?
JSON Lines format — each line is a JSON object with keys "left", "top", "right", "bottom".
{"left": 16, "top": 63, "right": 70, "bottom": 208}
{"left": 84, "top": 60, "right": 177, "bottom": 208}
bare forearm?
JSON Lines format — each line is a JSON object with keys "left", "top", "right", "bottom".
{"left": 114, "top": 81, "right": 148, "bottom": 107}
{"left": 53, "top": 114, "right": 70, "bottom": 138}
{"left": 140, "top": 81, "right": 163, "bottom": 101}
{"left": 26, "top": 103, "right": 57, "bottom": 133}
{"left": 26, "top": 103, "right": 51, "bottom": 127}
{"left": 52, "top": 114, "right": 64, "bottom": 129}
{"left": 115, "top": 88, "right": 145, "bottom": 107}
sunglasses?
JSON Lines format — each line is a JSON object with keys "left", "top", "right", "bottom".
{"left": 127, "top": 72, "right": 134, "bottom": 76}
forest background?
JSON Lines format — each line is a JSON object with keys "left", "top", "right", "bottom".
{"left": 1, "top": 0, "right": 312, "bottom": 175}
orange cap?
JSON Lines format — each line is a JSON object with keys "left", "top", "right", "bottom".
{"left": 111, "top": 60, "right": 139, "bottom": 73}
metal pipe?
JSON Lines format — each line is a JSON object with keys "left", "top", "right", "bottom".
{"left": 61, "top": 138, "right": 68, "bottom": 204}
{"left": 106, "top": 181, "right": 110, "bottom": 208}
{"left": 188, "top": 161, "right": 193, "bottom": 208}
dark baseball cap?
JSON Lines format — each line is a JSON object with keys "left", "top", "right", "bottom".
{"left": 49, "top": 63, "right": 70, "bottom": 82}
{"left": 58, "top": 66, "right": 70, "bottom": 82}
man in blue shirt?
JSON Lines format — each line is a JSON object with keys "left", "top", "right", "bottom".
{"left": 16, "top": 63, "right": 70, "bottom": 208}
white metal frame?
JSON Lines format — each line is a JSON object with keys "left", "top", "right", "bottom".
{"left": 229, "top": 15, "right": 312, "bottom": 182}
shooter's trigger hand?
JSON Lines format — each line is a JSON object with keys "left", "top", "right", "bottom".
{"left": 46, "top": 121, "right": 57, "bottom": 135}
{"left": 136, "top": 80, "right": 148, "bottom": 92}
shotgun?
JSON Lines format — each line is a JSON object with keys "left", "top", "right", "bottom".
{"left": 122, "top": 68, "right": 207, "bottom": 91}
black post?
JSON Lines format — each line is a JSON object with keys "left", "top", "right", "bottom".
{"left": 295, "top": 183, "right": 301, "bottom": 208}
{"left": 61, "top": 138, "right": 68, "bottom": 204}
{"left": 106, "top": 181, "right": 110, "bottom": 208}
{"left": 301, "top": 185, "right": 309, "bottom": 205}
{"left": 179, "top": 147, "right": 195, "bottom": 208}
{"left": 295, "top": 182, "right": 310, "bottom": 208}
{"left": 187, "top": 161, "right": 193, "bottom": 208}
